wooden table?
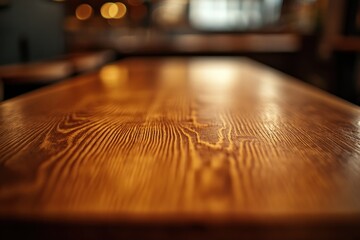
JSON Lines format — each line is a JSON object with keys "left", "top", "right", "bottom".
{"left": 0, "top": 57, "right": 360, "bottom": 239}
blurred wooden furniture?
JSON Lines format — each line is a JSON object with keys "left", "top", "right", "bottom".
{"left": 0, "top": 60, "right": 73, "bottom": 100}
{"left": 0, "top": 61, "right": 72, "bottom": 83}
{"left": 110, "top": 33, "right": 300, "bottom": 54}
{"left": 0, "top": 57, "right": 360, "bottom": 239}
{"left": 60, "top": 50, "right": 115, "bottom": 74}
{"left": 319, "top": 0, "right": 360, "bottom": 104}
{"left": 0, "top": 50, "right": 115, "bottom": 100}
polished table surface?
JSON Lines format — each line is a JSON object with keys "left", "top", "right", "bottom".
{"left": 0, "top": 57, "right": 360, "bottom": 239}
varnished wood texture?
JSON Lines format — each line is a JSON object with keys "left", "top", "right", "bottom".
{"left": 1, "top": 57, "right": 360, "bottom": 239}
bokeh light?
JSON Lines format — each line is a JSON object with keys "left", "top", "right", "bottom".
{"left": 152, "top": 1, "right": 186, "bottom": 26}
{"left": 101, "top": 2, "right": 127, "bottom": 19}
{"left": 113, "top": 2, "right": 127, "bottom": 19}
{"left": 75, "top": 4, "right": 93, "bottom": 21}
{"left": 101, "top": 2, "right": 114, "bottom": 19}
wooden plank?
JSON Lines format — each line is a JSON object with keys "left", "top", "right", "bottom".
{"left": 0, "top": 57, "right": 360, "bottom": 239}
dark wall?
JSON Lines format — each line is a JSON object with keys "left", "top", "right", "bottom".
{"left": 0, "top": 0, "right": 65, "bottom": 65}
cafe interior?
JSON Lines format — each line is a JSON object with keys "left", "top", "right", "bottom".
{"left": 1, "top": 0, "right": 360, "bottom": 239}
{"left": 0, "top": 0, "right": 359, "bottom": 104}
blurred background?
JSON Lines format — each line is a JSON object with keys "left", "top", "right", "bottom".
{"left": 0, "top": 0, "right": 359, "bottom": 105}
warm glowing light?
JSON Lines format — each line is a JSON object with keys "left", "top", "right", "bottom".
{"left": 101, "top": 2, "right": 113, "bottom": 19}
{"left": 108, "top": 3, "right": 119, "bottom": 18}
{"left": 99, "top": 65, "right": 128, "bottom": 88}
{"left": 113, "top": 2, "right": 127, "bottom": 19}
{"left": 75, "top": 4, "right": 93, "bottom": 20}
{"left": 152, "top": 1, "right": 186, "bottom": 26}
{"left": 101, "top": 2, "right": 127, "bottom": 19}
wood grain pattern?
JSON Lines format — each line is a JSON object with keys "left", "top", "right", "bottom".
{"left": 0, "top": 57, "right": 360, "bottom": 239}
